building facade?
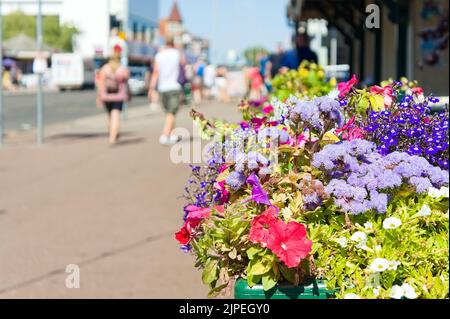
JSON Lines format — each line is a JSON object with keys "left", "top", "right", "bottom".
{"left": 288, "top": 0, "right": 449, "bottom": 95}
{"left": 1, "top": 0, "right": 159, "bottom": 59}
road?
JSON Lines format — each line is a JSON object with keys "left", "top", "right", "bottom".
{"left": 2, "top": 90, "right": 149, "bottom": 133}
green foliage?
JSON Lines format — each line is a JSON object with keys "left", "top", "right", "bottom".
{"left": 300, "top": 191, "right": 449, "bottom": 299}
{"left": 271, "top": 61, "right": 336, "bottom": 100}
{"left": 3, "top": 11, "right": 80, "bottom": 52}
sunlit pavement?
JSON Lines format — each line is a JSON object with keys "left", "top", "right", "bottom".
{"left": 0, "top": 99, "right": 241, "bottom": 298}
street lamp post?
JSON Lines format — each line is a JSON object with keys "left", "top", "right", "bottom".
{"left": 0, "top": 0, "right": 4, "bottom": 146}
{"left": 36, "top": 0, "right": 44, "bottom": 145}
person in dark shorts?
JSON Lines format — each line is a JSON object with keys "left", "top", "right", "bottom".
{"left": 149, "top": 37, "right": 183, "bottom": 145}
{"left": 97, "top": 45, "right": 129, "bottom": 144}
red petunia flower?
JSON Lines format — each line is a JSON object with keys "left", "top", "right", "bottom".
{"left": 175, "top": 225, "right": 191, "bottom": 245}
{"left": 249, "top": 206, "right": 278, "bottom": 247}
{"left": 266, "top": 221, "right": 312, "bottom": 268}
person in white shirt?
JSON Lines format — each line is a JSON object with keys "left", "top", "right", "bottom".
{"left": 149, "top": 36, "right": 183, "bottom": 145}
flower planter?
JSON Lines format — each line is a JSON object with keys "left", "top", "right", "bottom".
{"left": 234, "top": 279, "right": 335, "bottom": 299}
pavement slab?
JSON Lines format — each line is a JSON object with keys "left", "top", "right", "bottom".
{"left": 0, "top": 99, "right": 242, "bottom": 298}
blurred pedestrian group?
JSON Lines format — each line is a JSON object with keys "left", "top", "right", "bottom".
{"left": 245, "top": 33, "right": 318, "bottom": 100}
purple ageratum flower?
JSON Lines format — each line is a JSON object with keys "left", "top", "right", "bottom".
{"left": 226, "top": 171, "right": 246, "bottom": 190}
{"left": 314, "top": 140, "right": 449, "bottom": 214}
{"left": 314, "top": 96, "right": 340, "bottom": 113}
{"left": 409, "top": 176, "right": 433, "bottom": 193}
{"left": 247, "top": 151, "right": 269, "bottom": 170}
{"left": 369, "top": 191, "right": 388, "bottom": 214}
{"left": 258, "top": 127, "right": 290, "bottom": 145}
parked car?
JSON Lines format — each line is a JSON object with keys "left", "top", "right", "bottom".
{"left": 128, "top": 66, "right": 149, "bottom": 96}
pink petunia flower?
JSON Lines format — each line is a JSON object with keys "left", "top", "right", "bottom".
{"left": 342, "top": 126, "right": 364, "bottom": 141}
{"left": 337, "top": 74, "right": 358, "bottom": 98}
{"left": 370, "top": 85, "right": 394, "bottom": 108}
{"left": 411, "top": 87, "right": 424, "bottom": 96}
{"left": 267, "top": 221, "right": 312, "bottom": 268}
{"left": 249, "top": 206, "right": 278, "bottom": 247}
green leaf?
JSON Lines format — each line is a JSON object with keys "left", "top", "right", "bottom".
{"left": 246, "top": 247, "right": 263, "bottom": 260}
{"left": 279, "top": 264, "right": 297, "bottom": 284}
{"left": 202, "top": 259, "right": 219, "bottom": 285}
{"left": 262, "top": 271, "right": 278, "bottom": 291}
{"left": 207, "top": 283, "right": 229, "bottom": 299}
{"left": 247, "top": 273, "right": 262, "bottom": 287}
{"left": 247, "top": 257, "right": 272, "bottom": 276}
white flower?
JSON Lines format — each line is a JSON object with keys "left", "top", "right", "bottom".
{"left": 343, "top": 293, "right": 360, "bottom": 299}
{"left": 389, "top": 283, "right": 418, "bottom": 299}
{"left": 364, "top": 222, "right": 374, "bottom": 232}
{"left": 428, "top": 187, "right": 441, "bottom": 198}
{"left": 373, "top": 287, "right": 380, "bottom": 297}
{"left": 369, "top": 258, "right": 390, "bottom": 272}
{"left": 356, "top": 240, "right": 369, "bottom": 250}
{"left": 374, "top": 245, "right": 382, "bottom": 253}
{"left": 428, "top": 186, "right": 449, "bottom": 198}
{"left": 335, "top": 237, "right": 348, "bottom": 248}
{"left": 389, "top": 285, "right": 404, "bottom": 299}
{"left": 401, "top": 283, "right": 418, "bottom": 299}
{"left": 350, "top": 231, "right": 367, "bottom": 242}
{"left": 441, "top": 187, "right": 450, "bottom": 198}
{"left": 417, "top": 205, "right": 431, "bottom": 217}
{"left": 382, "top": 217, "right": 402, "bottom": 229}
{"left": 388, "top": 260, "right": 401, "bottom": 271}
{"left": 327, "top": 89, "right": 340, "bottom": 99}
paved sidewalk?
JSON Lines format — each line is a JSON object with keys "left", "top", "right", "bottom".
{"left": 0, "top": 100, "right": 241, "bottom": 298}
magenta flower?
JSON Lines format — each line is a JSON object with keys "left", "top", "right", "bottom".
{"left": 263, "top": 105, "right": 274, "bottom": 115}
{"left": 251, "top": 117, "right": 267, "bottom": 132}
{"left": 244, "top": 173, "right": 271, "bottom": 206}
{"left": 338, "top": 74, "right": 358, "bottom": 98}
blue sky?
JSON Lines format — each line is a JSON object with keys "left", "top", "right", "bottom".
{"left": 159, "top": 0, "right": 293, "bottom": 63}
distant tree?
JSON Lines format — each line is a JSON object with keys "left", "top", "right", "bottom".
{"left": 243, "top": 46, "right": 269, "bottom": 67}
{"left": 3, "top": 11, "right": 80, "bottom": 52}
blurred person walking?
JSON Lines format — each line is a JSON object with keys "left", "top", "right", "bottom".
{"left": 246, "top": 66, "right": 264, "bottom": 100}
{"left": 215, "top": 65, "right": 230, "bottom": 103}
{"left": 149, "top": 36, "right": 183, "bottom": 146}
{"left": 203, "top": 63, "right": 216, "bottom": 100}
{"left": 282, "top": 33, "right": 318, "bottom": 70}
{"left": 97, "top": 45, "right": 130, "bottom": 145}
{"left": 191, "top": 58, "right": 206, "bottom": 105}
{"left": 268, "top": 43, "right": 285, "bottom": 78}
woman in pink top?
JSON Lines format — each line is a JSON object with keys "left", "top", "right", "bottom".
{"left": 247, "top": 66, "right": 264, "bottom": 100}
{"left": 97, "top": 45, "right": 129, "bottom": 145}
